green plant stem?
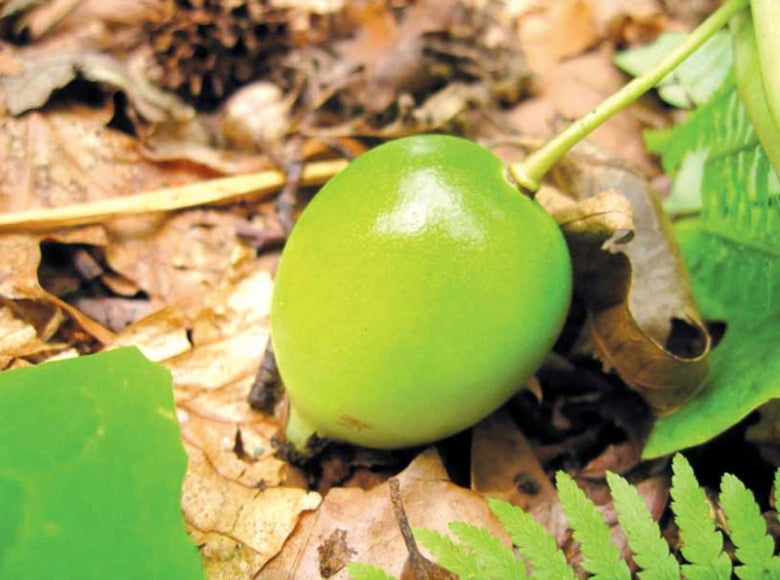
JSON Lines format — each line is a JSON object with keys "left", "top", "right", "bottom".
{"left": 508, "top": 0, "right": 750, "bottom": 194}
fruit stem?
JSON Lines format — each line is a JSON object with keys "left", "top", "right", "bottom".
{"left": 284, "top": 404, "right": 319, "bottom": 453}
{"left": 508, "top": 0, "right": 749, "bottom": 194}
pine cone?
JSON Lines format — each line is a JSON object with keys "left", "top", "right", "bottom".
{"left": 146, "top": 0, "right": 291, "bottom": 108}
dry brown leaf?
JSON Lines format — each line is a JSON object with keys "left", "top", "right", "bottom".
{"left": 1, "top": 46, "right": 191, "bottom": 121}
{"left": 507, "top": 45, "right": 666, "bottom": 176}
{"left": 108, "top": 305, "right": 192, "bottom": 361}
{"left": 140, "top": 115, "right": 276, "bottom": 175}
{"left": 0, "top": 304, "right": 55, "bottom": 364}
{"left": 260, "top": 448, "right": 511, "bottom": 578}
{"left": 172, "top": 263, "right": 291, "bottom": 488}
{"left": 546, "top": 145, "right": 710, "bottom": 413}
{"left": 0, "top": 233, "right": 115, "bottom": 347}
{"left": 471, "top": 408, "right": 569, "bottom": 545}
{"left": 513, "top": 0, "right": 599, "bottom": 71}
{"left": 335, "top": 0, "right": 458, "bottom": 113}
{"left": 3, "top": 0, "right": 165, "bottom": 40}
{"left": 183, "top": 443, "right": 321, "bottom": 579}
{"left": 294, "top": 0, "right": 527, "bottom": 136}
{"left": 471, "top": 408, "right": 557, "bottom": 509}
{"left": 0, "top": 106, "right": 210, "bottom": 215}
{"left": 105, "top": 209, "right": 258, "bottom": 311}
{"left": 509, "top": 0, "right": 666, "bottom": 71}
{"left": 111, "top": 259, "right": 289, "bottom": 486}
{"left": 579, "top": 441, "right": 645, "bottom": 478}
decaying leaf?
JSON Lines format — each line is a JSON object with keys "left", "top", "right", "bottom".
{"left": 0, "top": 0, "right": 165, "bottom": 41}
{"left": 118, "top": 259, "right": 285, "bottom": 487}
{"left": 471, "top": 408, "right": 569, "bottom": 546}
{"left": 1, "top": 46, "right": 191, "bottom": 121}
{"left": 105, "top": 209, "right": 260, "bottom": 311}
{"left": 291, "top": 0, "right": 528, "bottom": 136}
{"left": 545, "top": 144, "right": 710, "bottom": 413}
{"left": 0, "top": 233, "right": 115, "bottom": 354}
{"left": 183, "top": 443, "right": 321, "bottom": 579}
{"left": 512, "top": 0, "right": 600, "bottom": 71}
{"left": 507, "top": 46, "right": 667, "bottom": 176}
{"left": 0, "top": 106, "right": 210, "bottom": 215}
{"left": 260, "top": 449, "right": 512, "bottom": 578}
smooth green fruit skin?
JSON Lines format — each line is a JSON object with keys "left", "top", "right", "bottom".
{"left": 271, "top": 135, "right": 572, "bottom": 449}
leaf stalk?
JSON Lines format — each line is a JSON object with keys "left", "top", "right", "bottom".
{"left": 508, "top": 0, "right": 750, "bottom": 195}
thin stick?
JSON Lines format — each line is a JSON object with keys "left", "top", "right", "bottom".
{"left": 0, "top": 159, "right": 348, "bottom": 233}
{"left": 508, "top": 0, "right": 749, "bottom": 194}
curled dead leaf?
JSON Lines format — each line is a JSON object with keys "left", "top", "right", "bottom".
{"left": 543, "top": 144, "right": 710, "bottom": 413}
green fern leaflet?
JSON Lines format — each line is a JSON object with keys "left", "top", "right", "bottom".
{"left": 606, "top": 472, "right": 680, "bottom": 579}
{"left": 555, "top": 472, "right": 630, "bottom": 580}
{"left": 669, "top": 454, "right": 731, "bottom": 579}
{"left": 720, "top": 473, "right": 780, "bottom": 579}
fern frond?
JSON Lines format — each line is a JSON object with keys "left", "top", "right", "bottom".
{"left": 645, "top": 76, "right": 780, "bottom": 313}
{"left": 606, "top": 472, "right": 680, "bottom": 580}
{"left": 555, "top": 471, "right": 630, "bottom": 580}
{"left": 413, "top": 527, "right": 485, "bottom": 579}
{"left": 775, "top": 469, "right": 780, "bottom": 523}
{"left": 488, "top": 498, "right": 574, "bottom": 580}
{"left": 669, "top": 454, "right": 731, "bottom": 579}
{"left": 719, "top": 473, "right": 780, "bottom": 579}
{"left": 448, "top": 521, "right": 527, "bottom": 579}
{"left": 347, "top": 562, "right": 397, "bottom": 580}
{"left": 643, "top": 73, "right": 780, "bottom": 459}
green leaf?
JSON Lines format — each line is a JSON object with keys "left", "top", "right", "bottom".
{"left": 347, "top": 562, "right": 398, "bottom": 580}
{"left": 775, "top": 469, "right": 780, "bottom": 524}
{"left": 0, "top": 348, "right": 203, "bottom": 579}
{"left": 488, "top": 498, "right": 574, "bottom": 580}
{"left": 606, "top": 472, "right": 680, "bottom": 580}
{"left": 614, "top": 30, "right": 732, "bottom": 109}
{"left": 448, "top": 521, "right": 527, "bottom": 579}
{"left": 414, "top": 527, "right": 485, "bottom": 579}
{"left": 663, "top": 149, "right": 708, "bottom": 215}
{"left": 644, "top": 73, "right": 780, "bottom": 459}
{"left": 720, "top": 473, "right": 780, "bottom": 579}
{"left": 669, "top": 454, "right": 731, "bottom": 579}
{"left": 555, "top": 472, "right": 630, "bottom": 580}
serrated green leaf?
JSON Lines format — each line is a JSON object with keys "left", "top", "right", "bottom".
{"left": 606, "top": 472, "right": 679, "bottom": 580}
{"left": 644, "top": 71, "right": 780, "bottom": 459}
{"left": 669, "top": 454, "right": 731, "bottom": 580}
{"left": 347, "top": 562, "right": 398, "bottom": 580}
{"left": 448, "top": 522, "right": 527, "bottom": 579}
{"left": 720, "top": 473, "right": 780, "bottom": 579}
{"left": 488, "top": 498, "right": 574, "bottom": 580}
{"left": 555, "top": 472, "right": 630, "bottom": 580}
{"left": 775, "top": 469, "right": 780, "bottom": 523}
{"left": 614, "top": 30, "right": 732, "bottom": 108}
{"left": 0, "top": 348, "right": 203, "bottom": 579}
{"left": 414, "top": 527, "right": 485, "bottom": 579}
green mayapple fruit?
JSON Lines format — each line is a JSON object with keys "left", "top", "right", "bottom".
{"left": 271, "top": 135, "right": 571, "bottom": 451}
